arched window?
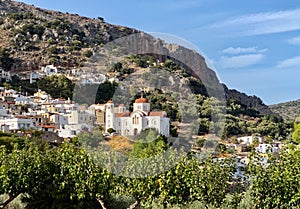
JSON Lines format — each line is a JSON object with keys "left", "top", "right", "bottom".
{"left": 132, "top": 115, "right": 139, "bottom": 125}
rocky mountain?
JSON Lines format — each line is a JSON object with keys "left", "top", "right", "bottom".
{"left": 0, "top": 0, "right": 138, "bottom": 71}
{"left": 270, "top": 100, "right": 300, "bottom": 121}
{"left": 0, "top": 0, "right": 274, "bottom": 115}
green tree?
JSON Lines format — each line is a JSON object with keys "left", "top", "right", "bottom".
{"left": 0, "top": 141, "right": 113, "bottom": 209}
{"left": 129, "top": 128, "right": 169, "bottom": 158}
{"left": 37, "top": 75, "right": 74, "bottom": 99}
{"left": 76, "top": 129, "right": 104, "bottom": 148}
{"left": 248, "top": 147, "right": 300, "bottom": 208}
{"left": 95, "top": 81, "right": 118, "bottom": 104}
{"left": 116, "top": 155, "right": 234, "bottom": 208}
{"left": 292, "top": 121, "right": 300, "bottom": 144}
{"left": 0, "top": 48, "right": 14, "bottom": 71}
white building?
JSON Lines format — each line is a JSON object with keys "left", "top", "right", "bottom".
{"left": 79, "top": 73, "right": 107, "bottom": 85}
{"left": 15, "top": 96, "right": 34, "bottom": 105}
{"left": 49, "top": 114, "right": 68, "bottom": 126}
{"left": 54, "top": 110, "right": 95, "bottom": 138}
{"left": 30, "top": 72, "right": 40, "bottom": 84}
{"left": 105, "top": 97, "right": 170, "bottom": 136}
{"left": 65, "top": 110, "right": 95, "bottom": 125}
{"left": 41, "top": 65, "right": 58, "bottom": 76}
{"left": 0, "top": 106, "right": 7, "bottom": 116}
{"left": 0, "top": 116, "right": 35, "bottom": 131}
{"left": 58, "top": 124, "right": 91, "bottom": 138}
{"left": 0, "top": 69, "right": 11, "bottom": 81}
{"left": 256, "top": 143, "right": 281, "bottom": 153}
{"left": 238, "top": 135, "right": 263, "bottom": 145}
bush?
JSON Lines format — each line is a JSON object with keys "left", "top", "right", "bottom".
{"left": 107, "top": 128, "right": 116, "bottom": 134}
{"left": 83, "top": 49, "right": 93, "bottom": 58}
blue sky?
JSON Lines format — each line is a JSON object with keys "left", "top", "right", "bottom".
{"left": 19, "top": 0, "right": 300, "bottom": 104}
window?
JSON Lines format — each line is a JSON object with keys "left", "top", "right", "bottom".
{"left": 132, "top": 115, "right": 139, "bottom": 125}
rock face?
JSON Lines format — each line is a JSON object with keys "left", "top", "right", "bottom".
{"left": 164, "top": 44, "right": 273, "bottom": 115}
{"left": 0, "top": 0, "right": 273, "bottom": 115}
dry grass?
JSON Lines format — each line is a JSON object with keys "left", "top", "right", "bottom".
{"left": 107, "top": 135, "right": 134, "bottom": 153}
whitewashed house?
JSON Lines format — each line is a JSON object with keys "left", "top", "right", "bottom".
{"left": 256, "top": 143, "right": 281, "bottom": 153}
{"left": 238, "top": 135, "right": 263, "bottom": 145}
{"left": 49, "top": 114, "right": 68, "bottom": 127}
{"left": 65, "top": 110, "right": 95, "bottom": 125}
{"left": 0, "top": 116, "right": 35, "bottom": 131}
{"left": 41, "top": 65, "right": 58, "bottom": 76}
{"left": 0, "top": 69, "right": 11, "bottom": 81}
{"left": 0, "top": 106, "right": 7, "bottom": 115}
{"left": 29, "top": 72, "right": 40, "bottom": 84}
{"left": 15, "top": 96, "right": 34, "bottom": 105}
{"left": 58, "top": 124, "right": 90, "bottom": 138}
{"left": 55, "top": 109, "right": 95, "bottom": 138}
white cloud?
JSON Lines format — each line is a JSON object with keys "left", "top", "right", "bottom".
{"left": 277, "top": 56, "right": 300, "bottom": 68}
{"left": 222, "top": 47, "right": 268, "bottom": 55}
{"left": 212, "top": 9, "right": 300, "bottom": 36}
{"left": 219, "top": 54, "right": 265, "bottom": 69}
{"left": 287, "top": 36, "right": 300, "bottom": 45}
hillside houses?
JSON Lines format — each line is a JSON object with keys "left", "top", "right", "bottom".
{"left": 0, "top": 69, "right": 11, "bottom": 81}
{"left": 0, "top": 85, "right": 172, "bottom": 140}
{"left": 0, "top": 88, "right": 96, "bottom": 138}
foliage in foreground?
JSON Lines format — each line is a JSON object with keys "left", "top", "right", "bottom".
{"left": 0, "top": 134, "right": 300, "bottom": 209}
{"left": 248, "top": 146, "right": 300, "bottom": 208}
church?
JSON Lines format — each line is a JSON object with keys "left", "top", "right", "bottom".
{"left": 105, "top": 97, "right": 170, "bottom": 137}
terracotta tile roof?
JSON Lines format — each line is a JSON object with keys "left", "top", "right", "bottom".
{"left": 135, "top": 97, "right": 149, "bottom": 103}
{"left": 15, "top": 115, "right": 31, "bottom": 119}
{"left": 115, "top": 112, "right": 131, "bottom": 117}
{"left": 41, "top": 125, "right": 56, "bottom": 129}
{"left": 149, "top": 112, "right": 166, "bottom": 117}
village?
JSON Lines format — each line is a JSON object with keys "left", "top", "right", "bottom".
{"left": 0, "top": 64, "right": 287, "bottom": 180}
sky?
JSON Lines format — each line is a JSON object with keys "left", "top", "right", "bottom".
{"left": 18, "top": 0, "right": 300, "bottom": 104}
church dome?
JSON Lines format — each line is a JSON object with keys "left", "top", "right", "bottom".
{"left": 135, "top": 97, "right": 149, "bottom": 103}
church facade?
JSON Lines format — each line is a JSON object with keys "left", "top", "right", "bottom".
{"left": 105, "top": 97, "right": 170, "bottom": 136}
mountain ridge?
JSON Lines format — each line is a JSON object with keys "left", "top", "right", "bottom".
{"left": 269, "top": 99, "right": 300, "bottom": 121}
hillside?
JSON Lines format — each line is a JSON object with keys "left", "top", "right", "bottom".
{"left": 0, "top": 0, "right": 274, "bottom": 117}
{"left": 269, "top": 99, "right": 300, "bottom": 121}
{"left": 0, "top": 0, "right": 138, "bottom": 71}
